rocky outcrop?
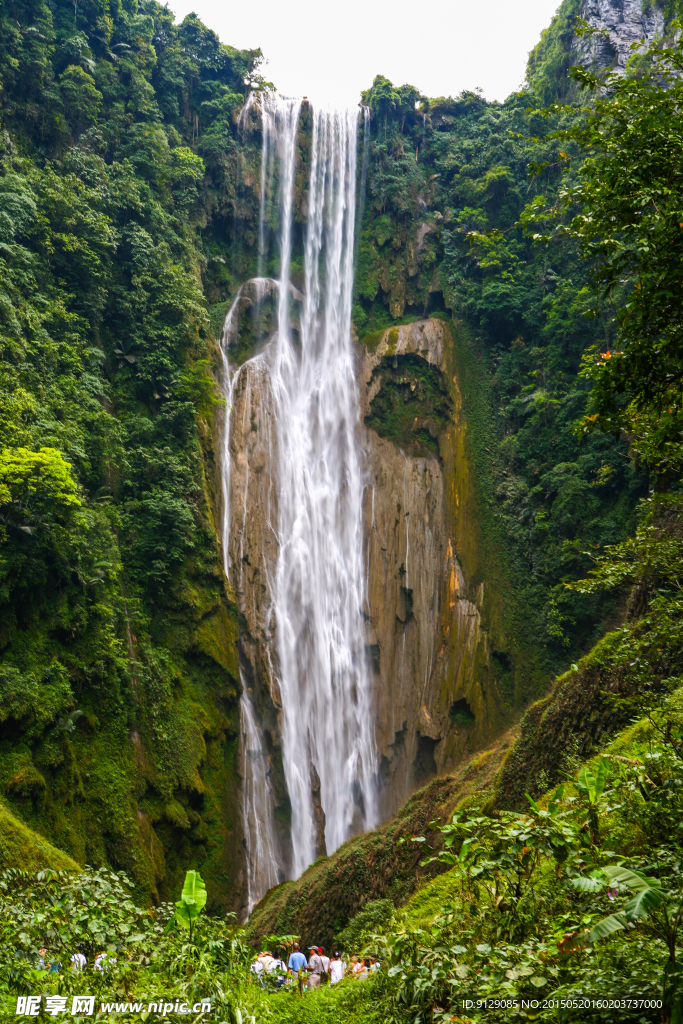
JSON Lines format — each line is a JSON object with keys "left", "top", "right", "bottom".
{"left": 219, "top": 298, "right": 522, "bottom": 876}
{"left": 358, "top": 320, "right": 506, "bottom": 816}
{"left": 573, "top": 0, "right": 665, "bottom": 73}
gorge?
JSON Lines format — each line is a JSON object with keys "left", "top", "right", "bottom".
{"left": 3, "top": 0, "right": 683, "bottom": 1017}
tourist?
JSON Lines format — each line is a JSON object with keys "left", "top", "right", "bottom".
{"left": 318, "top": 946, "right": 330, "bottom": 983}
{"left": 306, "top": 946, "right": 324, "bottom": 988}
{"left": 250, "top": 954, "right": 263, "bottom": 976}
{"left": 272, "top": 952, "right": 287, "bottom": 973}
{"left": 70, "top": 951, "right": 87, "bottom": 971}
{"left": 271, "top": 953, "right": 288, "bottom": 988}
{"left": 94, "top": 952, "right": 116, "bottom": 972}
{"left": 258, "top": 950, "right": 277, "bottom": 973}
{"left": 329, "top": 952, "right": 345, "bottom": 985}
{"left": 351, "top": 956, "right": 364, "bottom": 975}
{"left": 287, "top": 941, "right": 306, "bottom": 996}
{"left": 287, "top": 942, "right": 306, "bottom": 976}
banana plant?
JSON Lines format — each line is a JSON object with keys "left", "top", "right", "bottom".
{"left": 567, "top": 757, "right": 610, "bottom": 846}
{"left": 590, "top": 865, "right": 683, "bottom": 1023}
{"left": 174, "top": 870, "right": 207, "bottom": 942}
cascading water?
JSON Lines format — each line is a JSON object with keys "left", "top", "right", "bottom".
{"left": 221, "top": 94, "right": 378, "bottom": 907}
{"left": 239, "top": 677, "right": 283, "bottom": 915}
{"left": 271, "top": 104, "right": 377, "bottom": 876}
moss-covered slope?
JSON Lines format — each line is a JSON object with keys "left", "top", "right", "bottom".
{"left": 0, "top": 799, "right": 79, "bottom": 872}
{"left": 245, "top": 731, "right": 516, "bottom": 949}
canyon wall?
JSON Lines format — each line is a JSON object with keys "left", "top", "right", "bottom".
{"left": 219, "top": 302, "right": 540, "bottom": 886}
{"left": 359, "top": 319, "right": 504, "bottom": 817}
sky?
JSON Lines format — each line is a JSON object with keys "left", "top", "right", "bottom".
{"left": 166, "top": 0, "right": 563, "bottom": 107}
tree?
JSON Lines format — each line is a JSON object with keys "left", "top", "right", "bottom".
{"left": 0, "top": 447, "right": 80, "bottom": 541}
{"left": 524, "top": 38, "right": 683, "bottom": 466}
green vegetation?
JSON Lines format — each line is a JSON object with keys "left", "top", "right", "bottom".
{"left": 365, "top": 353, "right": 453, "bottom": 456}
{"left": 357, "top": 67, "right": 646, "bottom": 672}
{"left": 3, "top": 0, "right": 683, "bottom": 1019}
{"left": 0, "top": 800, "right": 80, "bottom": 872}
{"left": 0, "top": 0, "right": 266, "bottom": 906}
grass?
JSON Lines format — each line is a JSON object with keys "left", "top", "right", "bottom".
{"left": 247, "top": 976, "right": 386, "bottom": 1024}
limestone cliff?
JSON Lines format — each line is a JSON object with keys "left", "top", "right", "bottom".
{"left": 358, "top": 319, "right": 505, "bottom": 817}
{"left": 573, "top": 0, "right": 665, "bottom": 72}
{"left": 219, "top": 296, "right": 539, "bottom": 866}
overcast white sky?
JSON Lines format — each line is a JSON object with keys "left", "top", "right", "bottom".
{"left": 166, "top": 0, "right": 563, "bottom": 106}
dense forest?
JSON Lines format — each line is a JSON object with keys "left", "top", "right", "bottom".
{"left": 3, "top": 0, "right": 683, "bottom": 1019}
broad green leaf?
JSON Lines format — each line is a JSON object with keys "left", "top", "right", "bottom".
{"left": 181, "top": 869, "right": 207, "bottom": 910}
{"left": 623, "top": 886, "right": 667, "bottom": 919}
{"left": 594, "top": 757, "right": 610, "bottom": 800}
{"left": 604, "top": 865, "right": 658, "bottom": 892}
{"left": 588, "top": 913, "right": 628, "bottom": 941}
{"left": 174, "top": 870, "right": 207, "bottom": 929}
{"left": 571, "top": 875, "right": 604, "bottom": 892}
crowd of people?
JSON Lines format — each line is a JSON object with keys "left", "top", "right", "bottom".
{"left": 250, "top": 941, "right": 381, "bottom": 992}
{"left": 35, "top": 949, "right": 117, "bottom": 974}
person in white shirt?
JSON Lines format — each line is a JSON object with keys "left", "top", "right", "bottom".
{"left": 70, "top": 952, "right": 87, "bottom": 971}
{"left": 258, "top": 951, "right": 277, "bottom": 973}
{"left": 94, "top": 953, "right": 116, "bottom": 972}
{"left": 318, "top": 947, "right": 330, "bottom": 979}
{"left": 250, "top": 956, "right": 264, "bottom": 976}
{"left": 329, "top": 953, "right": 345, "bottom": 984}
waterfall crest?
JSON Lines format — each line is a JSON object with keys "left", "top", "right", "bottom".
{"left": 220, "top": 95, "right": 378, "bottom": 908}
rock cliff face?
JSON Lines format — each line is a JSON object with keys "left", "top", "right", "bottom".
{"left": 358, "top": 320, "right": 506, "bottom": 817}
{"left": 574, "top": 0, "right": 665, "bottom": 72}
{"left": 219, "top": 300, "right": 519, "bottom": 853}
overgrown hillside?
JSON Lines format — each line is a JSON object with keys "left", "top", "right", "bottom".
{"left": 0, "top": 0, "right": 270, "bottom": 907}
{"left": 354, "top": 75, "right": 646, "bottom": 683}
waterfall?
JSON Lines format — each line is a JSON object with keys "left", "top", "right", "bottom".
{"left": 239, "top": 678, "right": 283, "bottom": 915}
{"left": 221, "top": 94, "right": 378, "bottom": 906}
{"left": 270, "top": 104, "right": 377, "bottom": 876}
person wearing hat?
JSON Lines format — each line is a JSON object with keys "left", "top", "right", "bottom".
{"left": 307, "top": 946, "right": 324, "bottom": 988}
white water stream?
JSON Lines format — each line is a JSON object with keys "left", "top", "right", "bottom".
{"left": 221, "top": 95, "right": 377, "bottom": 907}
{"left": 271, "top": 104, "right": 377, "bottom": 876}
{"left": 239, "top": 679, "right": 282, "bottom": 914}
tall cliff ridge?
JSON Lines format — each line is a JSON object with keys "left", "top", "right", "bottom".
{"left": 574, "top": 0, "right": 665, "bottom": 72}
{"left": 527, "top": 0, "right": 673, "bottom": 102}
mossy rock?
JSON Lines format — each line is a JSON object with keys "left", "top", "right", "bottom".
{"left": 365, "top": 352, "right": 454, "bottom": 457}
{"left": 0, "top": 799, "right": 80, "bottom": 872}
